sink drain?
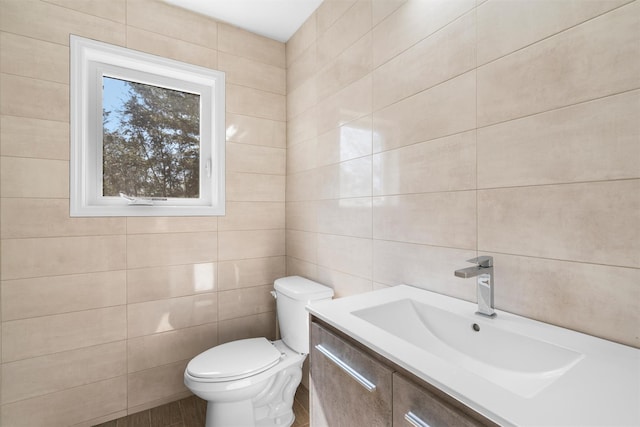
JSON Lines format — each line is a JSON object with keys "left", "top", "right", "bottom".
{"left": 472, "top": 323, "right": 480, "bottom": 332}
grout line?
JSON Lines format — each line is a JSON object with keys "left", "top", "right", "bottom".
{"left": 475, "top": 0, "right": 636, "bottom": 69}
{"left": 475, "top": 1, "right": 480, "bottom": 260}
{"left": 370, "top": 2, "right": 476, "bottom": 70}
{"left": 475, "top": 87, "right": 640, "bottom": 131}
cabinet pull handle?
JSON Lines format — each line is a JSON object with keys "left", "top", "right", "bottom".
{"left": 314, "top": 344, "right": 377, "bottom": 392}
{"left": 404, "top": 411, "right": 431, "bottom": 427}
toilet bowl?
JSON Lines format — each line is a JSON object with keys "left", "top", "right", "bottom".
{"left": 184, "top": 276, "right": 333, "bottom": 427}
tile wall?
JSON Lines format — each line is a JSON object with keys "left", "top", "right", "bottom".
{"left": 0, "top": 0, "right": 286, "bottom": 425}
{"left": 285, "top": 0, "right": 639, "bottom": 352}
{"left": 0, "top": 0, "right": 638, "bottom": 425}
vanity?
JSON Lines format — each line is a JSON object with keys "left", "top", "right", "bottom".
{"left": 306, "top": 285, "right": 640, "bottom": 426}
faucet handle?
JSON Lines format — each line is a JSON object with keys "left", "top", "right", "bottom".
{"left": 466, "top": 256, "right": 493, "bottom": 268}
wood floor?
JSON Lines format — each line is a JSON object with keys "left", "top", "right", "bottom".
{"left": 94, "top": 388, "right": 310, "bottom": 427}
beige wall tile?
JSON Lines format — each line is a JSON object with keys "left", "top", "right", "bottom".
{"left": 226, "top": 113, "right": 286, "bottom": 148}
{"left": 287, "top": 138, "right": 317, "bottom": 174}
{"left": 316, "top": 198, "right": 372, "bottom": 238}
{"left": 491, "top": 253, "right": 640, "bottom": 348}
{"left": 286, "top": 11, "right": 316, "bottom": 67}
{"left": 373, "top": 130, "right": 476, "bottom": 195}
{"left": 218, "top": 201, "right": 285, "bottom": 231}
{"left": 126, "top": 217, "right": 217, "bottom": 234}
{"left": 287, "top": 43, "right": 317, "bottom": 93}
{"left": 1, "top": 198, "right": 125, "bottom": 239}
{"left": 1, "top": 235, "right": 126, "bottom": 280}
{"left": 317, "top": 33, "right": 372, "bottom": 102}
{"left": 286, "top": 201, "right": 317, "bottom": 232}
{"left": 2, "top": 306, "right": 126, "bottom": 362}
{"left": 2, "top": 341, "right": 126, "bottom": 404}
{"left": 373, "top": 11, "right": 475, "bottom": 110}
{"left": 0, "top": 0, "right": 125, "bottom": 46}
{"left": 373, "top": 240, "right": 477, "bottom": 301}
{"left": 477, "top": 0, "right": 631, "bottom": 65}
{"left": 127, "top": 294, "right": 217, "bottom": 338}
{"left": 227, "top": 84, "right": 286, "bottom": 121}
{"left": 219, "top": 52, "right": 286, "bottom": 95}
{"left": 316, "top": 267, "right": 372, "bottom": 298}
{"left": 218, "top": 285, "right": 276, "bottom": 321}
{"left": 373, "top": 71, "right": 476, "bottom": 152}
{"left": 0, "top": 116, "right": 69, "bottom": 160}
{"left": 316, "top": 116, "right": 372, "bottom": 167}
{"left": 1, "top": 376, "right": 126, "bottom": 427}
{"left": 227, "top": 143, "right": 286, "bottom": 175}
{"left": 0, "top": 33, "right": 69, "bottom": 84}
{"left": 218, "top": 256, "right": 286, "bottom": 291}
{"left": 373, "top": 192, "right": 477, "bottom": 249}
{"left": 126, "top": 232, "right": 217, "bottom": 269}
{"left": 286, "top": 256, "right": 318, "bottom": 280}
{"left": 317, "top": 234, "right": 372, "bottom": 279}
{"left": 127, "top": 263, "right": 216, "bottom": 304}
{"left": 127, "top": 323, "right": 216, "bottom": 373}
{"left": 287, "top": 106, "right": 317, "bottom": 147}
{"left": 316, "top": 73, "right": 372, "bottom": 135}
{"left": 478, "top": 91, "right": 640, "bottom": 188}
{"left": 286, "top": 169, "right": 317, "bottom": 202}
{"left": 286, "top": 230, "right": 317, "bottom": 264}
{"left": 218, "top": 23, "right": 285, "bottom": 68}
{"left": 43, "top": 0, "right": 126, "bottom": 23}
{"left": 227, "top": 172, "right": 285, "bottom": 201}
{"left": 316, "top": 0, "right": 358, "bottom": 35}
{"left": 372, "top": 0, "right": 406, "bottom": 25}
{"left": 218, "top": 230, "right": 286, "bottom": 261}
{"left": 287, "top": 76, "right": 317, "bottom": 120}
{"left": 125, "top": 27, "right": 217, "bottom": 69}
{"left": 372, "top": 0, "right": 475, "bottom": 68}
{"left": 317, "top": 0, "right": 371, "bottom": 66}
{"left": 217, "top": 312, "right": 276, "bottom": 344}
{"left": 477, "top": 1, "right": 640, "bottom": 126}
{"left": 479, "top": 181, "right": 640, "bottom": 268}
{"left": 1, "top": 270, "right": 126, "bottom": 321}
{"left": 316, "top": 156, "right": 372, "bottom": 200}
{"left": 0, "top": 74, "right": 68, "bottom": 122}
{"left": 127, "top": 360, "right": 189, "bottom": 409}
{"left": 126, "top": 0, "right": 217, "bottom": 48}
{"left": 0, "top": 157, "right": 68, "bottom": 198}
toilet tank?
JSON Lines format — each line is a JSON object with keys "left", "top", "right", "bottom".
{"left": 274, "top": 276, "right": 333, "bottom": 354}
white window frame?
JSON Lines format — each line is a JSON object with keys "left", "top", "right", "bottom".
{"left": 70, "top": 35, "right": 225, "bottom": 217}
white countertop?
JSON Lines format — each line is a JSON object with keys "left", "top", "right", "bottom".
{"left": 307, "top": 285, "right": 640, "bottom": 426}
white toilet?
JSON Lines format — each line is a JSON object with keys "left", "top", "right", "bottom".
{"left": 184, "top": 276, "right": 333, "bottom": 427}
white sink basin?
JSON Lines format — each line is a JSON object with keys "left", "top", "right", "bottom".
{"left": 352, "top": 299, "right": 584, "bottom": 398}
{"left": 306, "top": 285, "right": 640, "bottom": 426}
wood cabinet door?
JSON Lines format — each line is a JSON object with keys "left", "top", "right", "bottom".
{"left": 310, "top": 322, "right": 393, "bottom": 427}
{"left": 393, "top": 373, "right": 487, "bottom": 427}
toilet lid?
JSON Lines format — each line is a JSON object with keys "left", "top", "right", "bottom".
{"left": 186, "top": 338, "right": 282, "bottom": 381}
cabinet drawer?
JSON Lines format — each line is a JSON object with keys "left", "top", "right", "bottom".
{"left": 393, "top": 373, "right": 486, "bottom": 427}
{"left": 310, "top": 322, "right": 393, "bottom": 427}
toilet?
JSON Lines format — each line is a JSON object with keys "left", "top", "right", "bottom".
{"left": 184, "top": 276, "right": 333, "bottom": 427}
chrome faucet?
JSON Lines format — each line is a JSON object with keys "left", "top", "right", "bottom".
{"left": 454, "top": 256, "right": 496, "bottom": 318}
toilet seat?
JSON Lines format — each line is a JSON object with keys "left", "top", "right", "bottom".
{"left": 186, "top": 337, "right": 282, "bottom": 382}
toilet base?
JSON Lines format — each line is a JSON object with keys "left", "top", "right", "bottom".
{"left": 203, "top": 363, "right": 301, "bottom": 427}
{"left": 206, "top": 400, "right": 255, "bottom": 427}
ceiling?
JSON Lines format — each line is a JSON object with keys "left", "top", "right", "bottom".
{"left": 162, "top": 0, "right": 323, "bottom": 43}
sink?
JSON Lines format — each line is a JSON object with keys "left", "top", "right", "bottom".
{"left": 352, "top": 299, "right": 584, "bottom": 398}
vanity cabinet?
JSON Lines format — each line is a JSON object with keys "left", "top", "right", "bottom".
{"left": 393, "top": 373, "right": 484, "bottom": 427}
{"left": 310, "top": 322, "right": 393, "bottom": 426}
{"left": 310, "top": 319, "right": 495, "bottom": 427}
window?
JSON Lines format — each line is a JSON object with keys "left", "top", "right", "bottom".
{"left": 70, "top": 35, "right": 225, "bottom": 216}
